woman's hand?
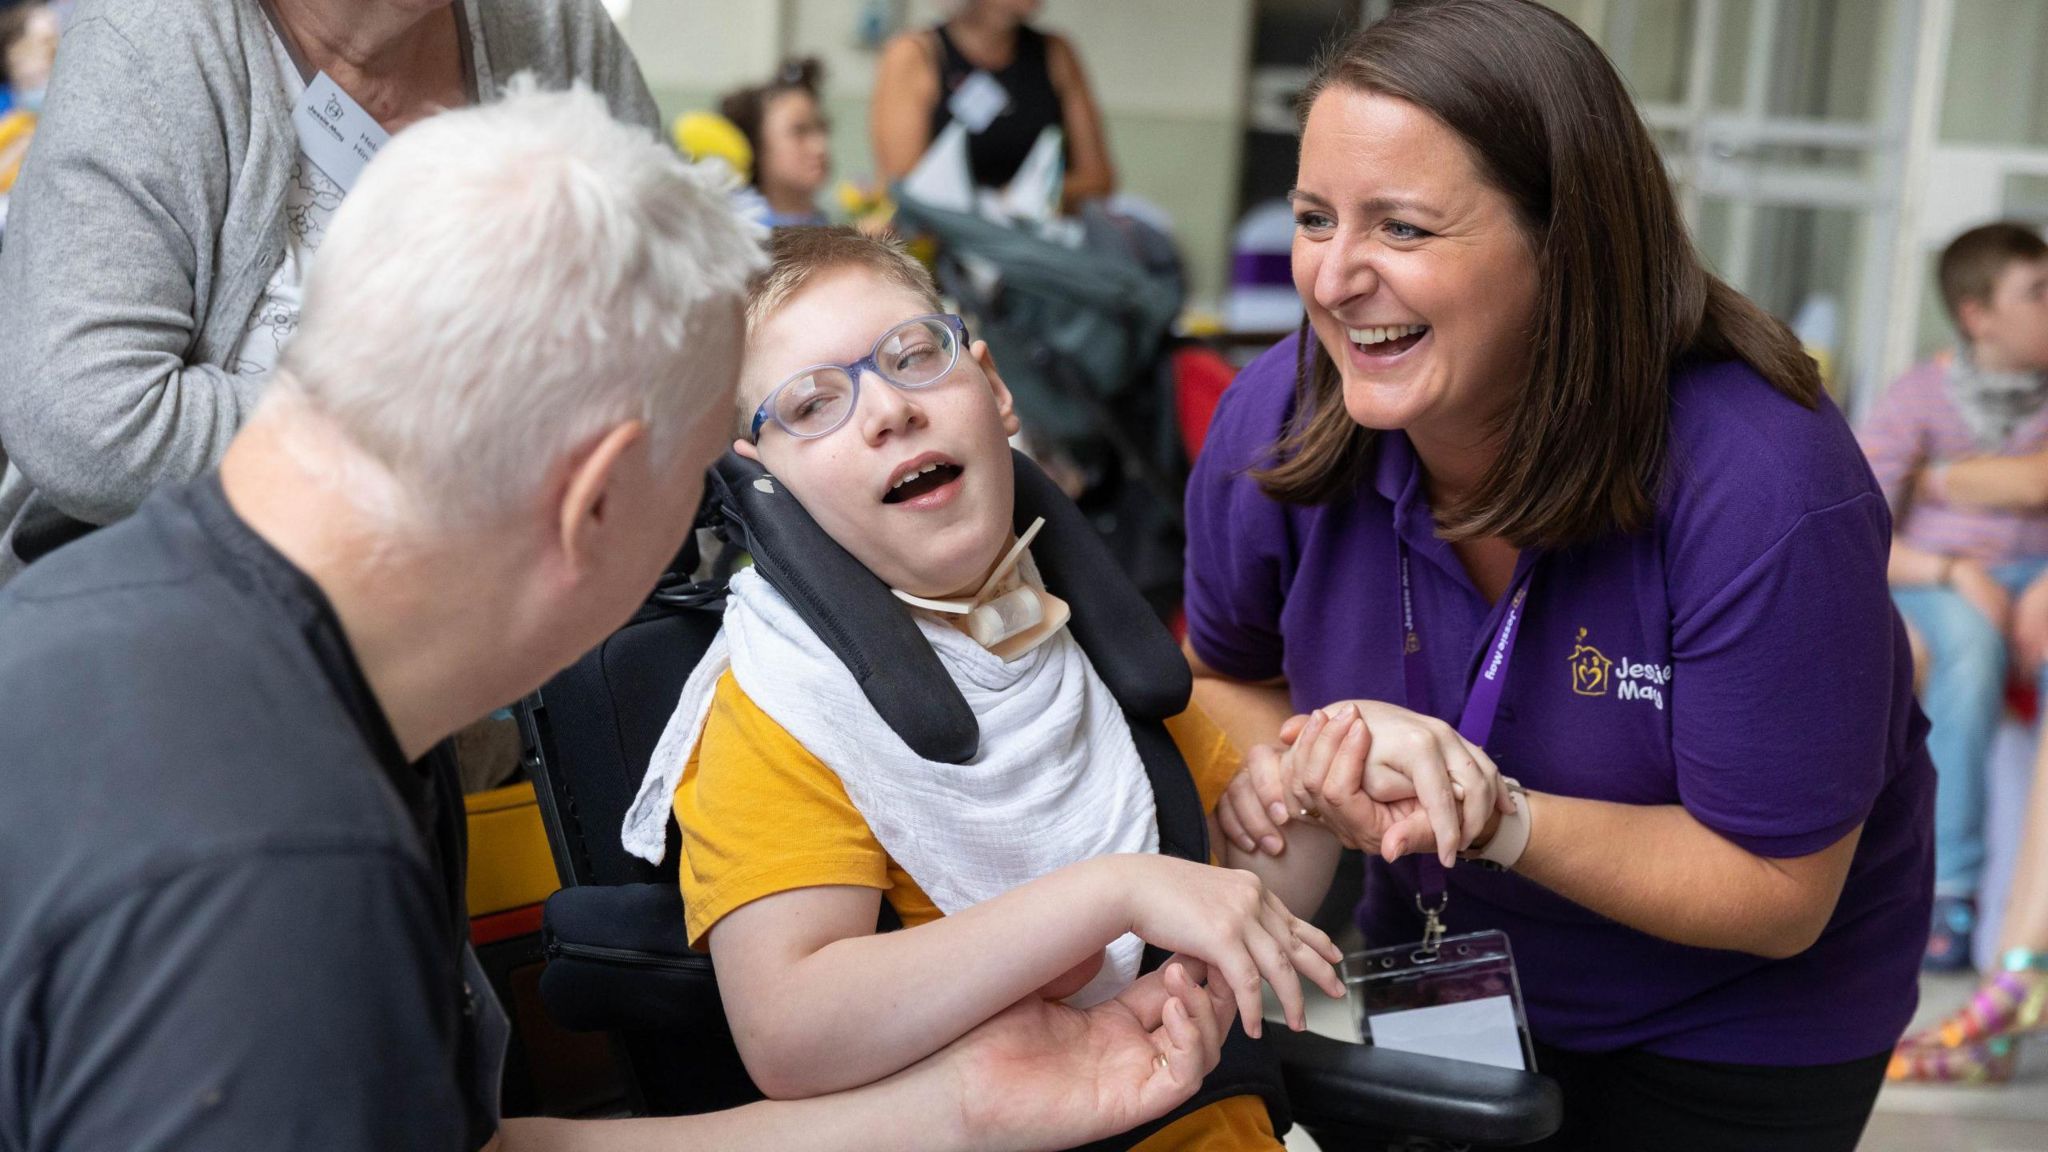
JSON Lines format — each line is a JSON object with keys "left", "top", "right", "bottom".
{"left": 1215, "top": 703, "right": 1511, "bottom": 866}
{"left": 1094, "top": 855, "right": 1344, "bottom": 1037}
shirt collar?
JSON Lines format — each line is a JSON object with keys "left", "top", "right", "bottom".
{"left": 1371, "top": 430, "right": 1440, "bottom": 547}
{"left": 189, "top": 475, "right": 410, "bottom": 774}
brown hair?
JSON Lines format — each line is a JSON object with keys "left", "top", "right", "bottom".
{"left": 739, "top": 226, "right": 945, "bottom": 430}
{"left": 0, "top": 5, "right": 38, "bottom": 86}
{"left": 718, "top": 57, "right": 824, "bottom": 191}
{"left": 746, "top": 226, "right": 941, "bottom": 332}
{"left": 1255, "top": 0, "right": 1820, "bottom": 550}
{"left": 1937, "top": 222, "right": 2048, "bottom": 331}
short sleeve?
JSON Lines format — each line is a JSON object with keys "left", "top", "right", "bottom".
{"left": 674, "top": 672, "right": 893, "bottom": 948}
{"left": 1855, "top": 369, "right": 1932, "bottom": 512}
{"left": 1166, "top": 705, "right": 1243, "bottom": 814}
{"left": 1183, "top": 350, "right": 1299, "bottom": 682}
{"left": 1670, "top": 493, "right": 1900, "bottom": 857}
{"left": 12, "top": 852, "right": 470, "bottom": 1152}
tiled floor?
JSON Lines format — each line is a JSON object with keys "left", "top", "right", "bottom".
{"left": 1277, "top": 971, "right": 2048, "bottom": 1151}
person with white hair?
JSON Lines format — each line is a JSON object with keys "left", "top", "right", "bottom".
{"left": 0, "top": 85, "right": 1234, "bottom": 1152}
{"left": 0, "top": 0, "right": 658, "bottom": 582}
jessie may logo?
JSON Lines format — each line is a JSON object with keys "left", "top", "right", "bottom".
{"left": 1568, "top": 627, "right": 1670, "bottom": 711}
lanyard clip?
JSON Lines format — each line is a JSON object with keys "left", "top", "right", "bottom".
{"left": 1415, "top": 892, "right": 1449, "bottom": 959}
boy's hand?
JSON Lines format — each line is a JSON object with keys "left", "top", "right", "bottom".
{"left": 1214, "top": 713, "right": 1334, "bottom": 857}
{"left": 1101, "top": 856, "right": 1343, "bottom": 1037}
{"left": 1215, "top": 741, "right": 1295, "bottom": 858}
{"left": 939, "top": 960, "right": 1233, "bottom": 1152}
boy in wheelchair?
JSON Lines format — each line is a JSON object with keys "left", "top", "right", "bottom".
{"left": 621, "top": 228, "right": 1348, "bottom": 1150}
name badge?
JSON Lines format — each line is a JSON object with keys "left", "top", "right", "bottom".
{"left": 292, "top": 72, "right": 390, "bottom": 194}
{"left": 947, "top": 70, "right": 1009, "bottom": 135}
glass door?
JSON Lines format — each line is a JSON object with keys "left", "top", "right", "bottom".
{"left": 1549, "top": 0, "right": 1921, "bottom": 414}
{"left": 1891, "top": 0, "right": 2048, "bottom": 374}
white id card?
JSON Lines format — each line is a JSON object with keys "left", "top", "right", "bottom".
{"left": 293, "top": 72, "right": 391, "bottom": 194}
{"left": 1342, "top": 928, "right": 1537, "bottom": 1072}
{"left": 947, "top": 70, "right": 1010, "bottom": 134}
{"left": 1367, "top": 994, "right": 1526, "bottom": 1070}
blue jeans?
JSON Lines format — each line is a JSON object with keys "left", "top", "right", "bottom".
{"left": 1893, "top": 558, "right": 2048, "bottom": 896}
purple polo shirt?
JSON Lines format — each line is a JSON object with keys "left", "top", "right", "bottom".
{"left": 1186, "top": 342, "right": 1935, "bottom": 1065}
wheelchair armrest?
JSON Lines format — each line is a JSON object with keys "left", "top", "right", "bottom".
{"left": 538, "top": 883, "right": 729, "bottom": 1035}
{"left": 1260, "top": 1026, "right": 1562, "bottom": 1148}
{"left": 540, "top": 887, "right": 1563, "bottom": 1145}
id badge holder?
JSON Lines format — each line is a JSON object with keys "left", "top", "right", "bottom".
{"left": 1341, "top": 896, "right": 1538, "bottom": 1072}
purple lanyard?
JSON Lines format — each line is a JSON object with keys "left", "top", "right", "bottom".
{"left": 1396, "top": 538, "right": 1535, "bottom": 913}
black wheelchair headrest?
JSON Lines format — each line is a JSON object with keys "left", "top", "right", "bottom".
{"left": 708, "top": 449, "right": 1191, "bottom": 764}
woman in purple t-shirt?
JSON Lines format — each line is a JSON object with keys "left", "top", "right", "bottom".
{"left": 1182, "top": 3, "right": 1935, "bottom": 1149}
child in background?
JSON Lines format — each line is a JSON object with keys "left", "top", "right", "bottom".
{"left": 719, "top": 58, "right": 833, "bottom": 229}
{"left": 624, "top": 228, "right": 1352, "bottom": 1151}
{"left": 0, "top": 3, "right": 60, "bottom": 213}
{"left": 1859, "top": 221, "right": 2048, "bottom": 970}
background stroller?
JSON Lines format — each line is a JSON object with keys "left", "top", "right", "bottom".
{"left": 892, "top": 191, "right": 1189, "bottom": 617}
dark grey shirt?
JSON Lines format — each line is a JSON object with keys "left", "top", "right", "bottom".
{"left": 0, "top": 478, "right": 501, "bottom": 1151}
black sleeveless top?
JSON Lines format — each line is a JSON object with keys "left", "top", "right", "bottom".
{"left": 928, "top": 23, "right": 1068, "bottom": 189}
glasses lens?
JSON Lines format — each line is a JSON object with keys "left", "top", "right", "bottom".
{"left": 876, "top": 319, "right": 958, "bottom": 387}
{"left": 775, "top": 369, "right": 855, "bottom": 437}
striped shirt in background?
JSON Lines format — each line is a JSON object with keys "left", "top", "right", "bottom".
{"left": 1858, "top": 355, "right": 2048, "bottom": 564}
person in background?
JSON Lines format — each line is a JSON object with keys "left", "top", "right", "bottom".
{"left": 1888, "top": 722, "right": 2048, "bottom": 1082}
{"left": 718, "top": 57, "right": 832, "bottom": 229}
{"left": 0, "top": 1, "right": 56, "bottom": 116}
{"left": 1858, "top": 222, "right": 2048, "bottom": 970}
{"left": 1877, "top": 274, "right": 2048, "bottom": 1078}
{"left": 0, "top": 0, "right": 657, "bottom": 584}
{"left": 870, "top": 0, "right": 1112, "bottom": 213}
{"left": 0, "top": 2, "right": 58, "bottom": 204}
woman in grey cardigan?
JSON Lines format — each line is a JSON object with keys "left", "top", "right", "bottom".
{"left": 0, "top": 0, "right": 659, "bottom": 581}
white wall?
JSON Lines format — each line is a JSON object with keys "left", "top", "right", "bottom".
{"left": 616, "top": 0, "right": 780, "bottom": 93}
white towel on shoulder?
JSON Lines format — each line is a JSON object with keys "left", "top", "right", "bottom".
{"left": 622, "top": 566, "right": 1159, "bottom": 1005}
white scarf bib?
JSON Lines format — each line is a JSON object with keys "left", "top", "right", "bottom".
{"left": 624, "top": 566, "right": 1159, "bottom": 1005}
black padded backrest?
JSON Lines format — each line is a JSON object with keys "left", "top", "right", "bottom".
{"left": 708, "top": 448, "right": 1191, "bottom": 762}
{"left": 525, "top": 603, "right": 724, "bottom": 888}
{"left": 1009, "top": 447, "right": 1190, "bottom": 719}
{"left": 710, "top": 454, "right": 980, "bottom": 763}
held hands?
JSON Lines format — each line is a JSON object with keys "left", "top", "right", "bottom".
{"left": 940, "top": 960, "right": 1236, "bottom": 1152}
{"left": 1098, "top": 855, "right": 1344, "bottom": 1038}
{"left": 1215, "top": 702, "right": 1512, "bottom": 867}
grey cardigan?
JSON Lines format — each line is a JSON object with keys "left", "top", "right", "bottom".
{"left": 0, "top": 0, "right": 659, "bottom": 581}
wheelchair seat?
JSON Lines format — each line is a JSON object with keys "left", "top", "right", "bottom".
{"left": 519, "top": 450, "right": 1562, "bottom": 1148}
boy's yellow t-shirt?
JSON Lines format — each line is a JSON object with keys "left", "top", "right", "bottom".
{"left": 673, "top": 669, "right": 1281, "bottom": 1152}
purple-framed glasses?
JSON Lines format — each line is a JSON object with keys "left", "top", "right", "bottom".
{"left": 749, "top": 313, "right": 968, "bottom": 443}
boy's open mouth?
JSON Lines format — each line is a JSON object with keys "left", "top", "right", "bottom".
{"left": 884, "top": 462, "right": 964, "bottom": 505}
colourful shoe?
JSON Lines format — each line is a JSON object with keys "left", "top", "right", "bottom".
{"left": 1886, "top": 1035, "right": 2017, "bottom": 1084}
{"left": 1922, "top": 895, "right": 1976, "bottom": 972}
{"left": 1934, "top": 953, "right": 2048, "bottom": 1048}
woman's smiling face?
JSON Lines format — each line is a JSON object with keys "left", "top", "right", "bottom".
{"left": 1290, "top": 87, "right": 1541, "bottom": 459}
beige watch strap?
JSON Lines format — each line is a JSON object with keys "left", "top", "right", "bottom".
{"left": 1470, "top": 779, "right": 1532, "bottom": 869}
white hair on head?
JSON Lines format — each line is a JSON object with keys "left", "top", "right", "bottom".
{"left": 278, "top": 77, "right": 766, "bottom": 526}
